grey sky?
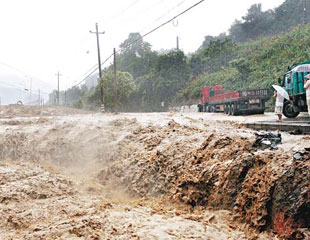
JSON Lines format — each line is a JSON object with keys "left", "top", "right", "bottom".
{"left": 0, "top": 0, "right": 284, "bottom": 97}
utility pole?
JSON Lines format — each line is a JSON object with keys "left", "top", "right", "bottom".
{"left": 38, "top": 89, "right": 40, "bottom": 106}
{"left": 64, "top": 90, "right": 67, "bottom": 106}
{"left": 29, "top": 78, "right": 32, "bottom": 105}
{"left": 113, "top": 48, "right": 118, "bottom": 112}
{"left": 90, "top": 23, "right": 105, "bottom": 105}
{"left": 304, "top": 0, "right": 307, "bottom": 25}
{"left": 176, "top": 36, "right": 179, "bottom": 50}
{"left": 55, "top": 71, "right": 62, "bottom": 105}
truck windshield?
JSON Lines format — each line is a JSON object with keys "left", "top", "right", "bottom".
{"left": 285, "top": 74, "right": 291, "bottom": 85}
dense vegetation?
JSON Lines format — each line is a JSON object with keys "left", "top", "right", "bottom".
{"left": 182, "top": 25, "right": 310, "bottom": 100}
{"left": 49, "top": 0, "right": 310, "bottom": 111}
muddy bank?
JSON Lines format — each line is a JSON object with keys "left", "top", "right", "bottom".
{"left": 0, "top": 105, "right": 90, "bottom": 118}
{"left": 2, "top": 109, "right": 308, "bottom": 239}
{"left": 99, "top": 118, "right": 310, "bottom": 239}
{"left": 1, "top": 111, "right": 272, "bottom": 239}
{"left": 0, "top": 160, "right": 261, "bottom": 239}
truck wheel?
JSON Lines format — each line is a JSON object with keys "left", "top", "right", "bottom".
{"left": 198, "top": 104, "right": 203, "bottom": 112}
{"left": 283, "top": 101, "right": 300, "bottom": 118}
{"left": 258, "top": 110, "right": 265, "bottom": 114}
{"left": 228, "top": 104, "right": 232, "bottom": 115}
{"left": 203, "top": 104, "right": 207, "bottom": 112}
{"left": 224, "top": 104, "right": 228, "bottom": 114}
{"left": 231, "top": 104, "right": 236, "bottom": 116}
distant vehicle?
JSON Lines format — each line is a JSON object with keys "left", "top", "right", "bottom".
{"left": 198, "top": 85, "right": 270, "bottom": 115}
{"left": 279, "top": 61, "right": 310, "bottom": 118}
{"left": 9, "top": 101, "right": 23, "bottom": 106}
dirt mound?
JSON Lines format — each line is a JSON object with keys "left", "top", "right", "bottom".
{"left": 98, "top": 120, "right": 207, "bottom": 197}
{"left": 0, "top": 105, "right": 89, "bottom": 118}
{"left": 1, "top": 162, "right": 249, "bottom": 240}
{"left": 0, "top": 162, "right": 75, "bottom": 204}
{"left": 0, "top": 110, "right": 306, "bottom": 239}
{"left": 99, "top": 120, "right": 310, "bottom": 239}
{"left": 175, "top": 134, "right": 254, "bottom": 208}
{"left": 0, "top": 118, "right": 49, "bottom": 125}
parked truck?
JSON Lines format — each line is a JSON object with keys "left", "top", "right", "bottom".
{"left": 279, "top": 61, "right": 310, "bottom": 118}
{"left": 198, "top": 85, "right": 271, "bottom": 115}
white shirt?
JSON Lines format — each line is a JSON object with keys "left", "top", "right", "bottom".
{"left": 275, "top": 93, "right": 284, "bottom": 107}
{"left": 304, "top": 80, "right": 310, "bottom": 99}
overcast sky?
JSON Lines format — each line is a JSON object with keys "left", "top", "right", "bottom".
{"left": 0, "top": 0, "right": 285, "bottom": 97}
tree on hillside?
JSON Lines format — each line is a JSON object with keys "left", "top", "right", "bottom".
{"left": 153, "top": 50, "right": 190, "bottom": 106}
{"left": 229, "top": 20, "right": 246, "bottom": 42}
{"left": 87, "top": 71, "right": 135, "bottom": 110}
{"left": 117, "top": 32, "right": 158, "bottom": 79}
{"left": 188, "top": 54, "right": 207, "bottom": 77}
{"left": 273, "top": 0, "right": 307, "bottom": 32}
{"left": 229, "top": 57, "right": 251, "bottom": 89}
{"left": 200, "top": 33, "right": 227, "bottom": 48}
{"left": 229, "top": 1, "right": 309, "bottom": 42}
{"left": 136, "top": 74, "right": 156, "bottom": 111}
{"left": 201, "top": 38, "right": 237, "bottom": 72}
{"left": 134, "top": 50, "right": 190, "bottom": 111}
{"left": 229, "top": 4, "right": 275, "bottom": 42}
{"left": 243, "top": 4, "right": 274, "bottom": 40}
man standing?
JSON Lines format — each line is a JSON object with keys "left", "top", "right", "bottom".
{"left": 274, "top": 90, "right": 284, "bottom": 122}
{"left": 304, "top": 74, "right": 310, "bottom": 119}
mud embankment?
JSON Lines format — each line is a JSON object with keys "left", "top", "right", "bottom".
{"left": 0, "top": 110, "right": 308, "bottom": 239}
{"left": 99, "top": 119, "right": 310, "bottom": 239}
{"left": 0, "top": 114, "right": 263, "bottom": 240}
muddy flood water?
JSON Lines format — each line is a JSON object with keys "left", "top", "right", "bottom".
{"left": 0, "top": 105, "right": 310, "bottom": 240}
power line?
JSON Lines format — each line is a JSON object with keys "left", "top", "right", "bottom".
{"left": 107, "top": 0, "right": 142, "bottom": 22}
{"left": 0, "top": 60, "right": 49, "bottom": 88}
{"left": 0, "top": 80, "right": 49, "bottom": 95}
{"left": 138, "top": 0, "right": 205, "bottom": 45}
{"left": 111, "top": 0, "right": 166, "bottom": 27}
{"left": 139, "top": 0, "right": 187, "bottom": 34}
{"left": 109, "top": 0, "right": 206, "bottom": 66}
{"left": 74, "top": 0, "right": 166, "bottom": 86}
{"left": 0, "top": 60, "right": 29, "bottom": 76}
{"left": 71, "top": 52, "right": 114, "bottom": 89}
{"left": 72, "top": 0, "right": 205, "bottom": 88}
{"left": 0, "top": 81, "right": 49, "bottom": 96}
{"left": 0, "top": 81, "right": 25, "bottom": 90}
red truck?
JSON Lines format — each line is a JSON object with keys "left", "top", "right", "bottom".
{"left": 198, "top": 85, "right": 271, "bottom": 115}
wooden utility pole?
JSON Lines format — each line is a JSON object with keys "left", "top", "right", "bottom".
{"left": 90, "top": 23, "right": 105, "bottom": 105}
{"left": 176, "top": 36, "right": 179, "bottom": 50}
{"left": 38, "top": 89, "right": 40, "bottom": 106}
{"left": 113, "top": 48, "right": 118, "bottom": 112}
{"left": 29, "top": 78, "right": 32, "bottom": 105}
{"left": 304, "top": 0, "right": 307, "bottom": 25}
{"left": 55, "top": 71, "right": 62, "bottom": 105}
{"left": 64, "top": 90, "right": 67, "bottom": 106}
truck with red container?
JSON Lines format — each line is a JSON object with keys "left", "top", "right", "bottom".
{"left": 198, "top": 85, "right": 271, "bottom": 115}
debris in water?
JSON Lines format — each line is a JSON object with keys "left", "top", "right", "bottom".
{"left": 253, "top": 132, "right": 282, "bottom": 150}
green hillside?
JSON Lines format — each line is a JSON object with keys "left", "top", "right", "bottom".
{"left": 181, "top": 25, "right": 310, "bottom": 101}
{"left": 52, "top": 0, "right": 310, "bottom": 111}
